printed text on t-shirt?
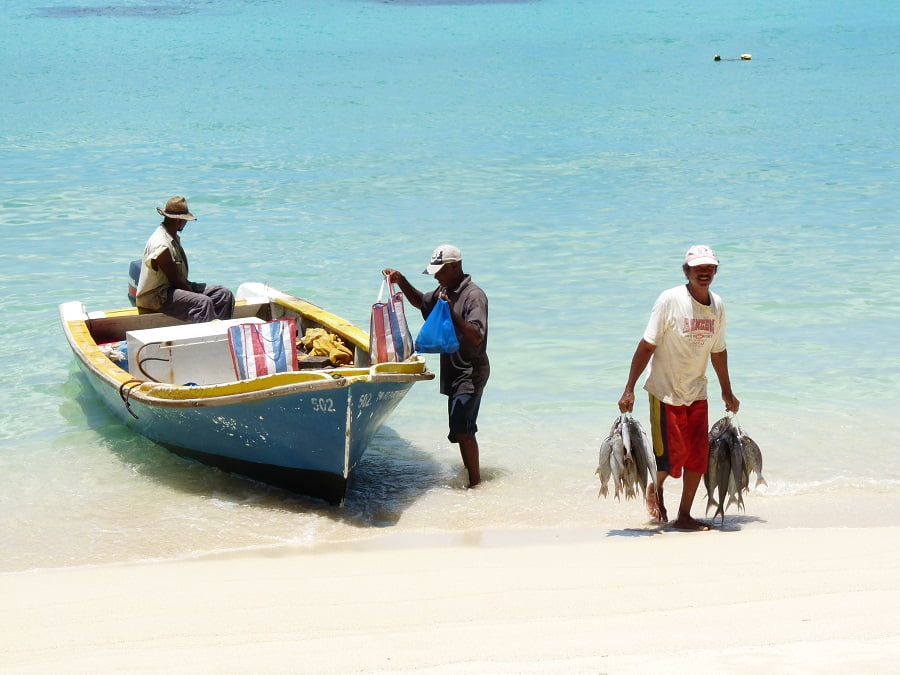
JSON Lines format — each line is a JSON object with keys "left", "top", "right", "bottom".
{"left": 682, "top": 317, "right": 715, "bottom": 343}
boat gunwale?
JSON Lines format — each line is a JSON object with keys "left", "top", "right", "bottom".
{"left": 122, "top": 367, "right": 432, "bottom": 408}
{"left": 60, "top": 288, "right": 433, "bottom": 410}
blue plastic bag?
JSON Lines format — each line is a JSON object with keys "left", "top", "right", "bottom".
{"left": 414, "top": 299, "right": 459, "bottom": 353}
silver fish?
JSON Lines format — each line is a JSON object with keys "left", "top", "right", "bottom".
{"left": 627, "top": 416, "right": 657, "bottom": 499}
{"left": 726, "top": 428, "right": 746, "bottom": 512}
{"left": 740, "top": 454, "right": 751, "bottom": 493}
{"left": 713, "top": 433, "right": 732, "bottom": 524}
{"left": 617, "top": 417, "right": 637, "bottom": 500}
{"left": 608, "top": 414, "right": 623, "bottom": 438}
{"left": 739, "top": 431, "right": 767, "bottom": 489}
{"left": 707, "top": 417, "right": 767, "bottom": 522}
{"left": 596, "top": 434, "right": 614, "bottom": 498}
{"left": 709, "top": 415, "right": 733, "bottom": 441}
{"left": 705, "top": 435, "right": 722, "bottom": 515}
{"left": 620, "top": 416, "right": 633, "bottom": 459}
{"left": 627, "top": 421, "right": 648, "bottom": 499}
{"left": 610, "top": 429, "right": 626, "bottom": 501}
{"left": 623, "top": 456, "right": 637, "bottom": 500}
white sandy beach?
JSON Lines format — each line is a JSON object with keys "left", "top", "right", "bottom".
{"left": 4, "top": 0, "right": 899, "bottom": 672}
{"left": 3, "top": 491, "right": 900, "bottom": 675}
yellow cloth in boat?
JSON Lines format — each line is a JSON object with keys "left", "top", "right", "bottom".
{"left": 300, "top": 328, "right": 353, "bottom": 366}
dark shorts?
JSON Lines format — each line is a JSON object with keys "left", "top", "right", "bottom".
{"left": 447, "top": 392, "right": 482, "bottom": 443}
{"left": 648, "top": 394, "right": 709, "bottom": 478}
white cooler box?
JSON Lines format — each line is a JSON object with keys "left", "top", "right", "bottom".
{"left": 126, "top": 317, "right": 264, "bottom": 385}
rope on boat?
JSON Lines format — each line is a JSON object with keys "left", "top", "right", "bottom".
{"left": 135, "top": 342, "right": 166, "bottom": 382}
{"left": 118, "top": 379, "right": 145, "bottom": 419}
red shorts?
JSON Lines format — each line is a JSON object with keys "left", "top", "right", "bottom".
{"left": 648, "top": 395, "right": 709, "bottom": 478}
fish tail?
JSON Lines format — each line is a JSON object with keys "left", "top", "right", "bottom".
{"left": 714, "top": 505, "right": 725, "bottom": 525}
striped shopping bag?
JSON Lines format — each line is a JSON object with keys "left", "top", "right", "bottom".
{"left": 228, "top": 318, "right": 298, "bottom": 380}
{"left": 370, "top": 277, "right": 414, "bottom": 364}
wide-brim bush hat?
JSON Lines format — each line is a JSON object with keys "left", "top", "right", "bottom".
{"left": 156, "top": 196, "right": 196, "bottom": 221}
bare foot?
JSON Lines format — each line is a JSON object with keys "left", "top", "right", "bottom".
{"left": 646, "top": 487, "right": 668, "bottom": 524}
{"left": 669, "top": 514, "right": 710, "bottom": 531}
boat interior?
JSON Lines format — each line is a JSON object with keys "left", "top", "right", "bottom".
{"left": 80, "top": 296, "right": 372, "bottom": 387}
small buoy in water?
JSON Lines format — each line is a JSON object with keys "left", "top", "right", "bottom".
{"left": 741, "top": 53, "right": 752, "bottom": 60}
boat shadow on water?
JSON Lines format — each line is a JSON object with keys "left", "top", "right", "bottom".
{"left": 62, "top": 370, "right": 444, "bottom": 528}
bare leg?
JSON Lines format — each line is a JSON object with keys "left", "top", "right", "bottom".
{"left": 457, "top": 434, "right": 481, "bottom": 487}
{"left": 670, "top": 470, "right": 709, "bottom": 531}
{"left": 646, "top": 470, "right": 669, "bottom": 523}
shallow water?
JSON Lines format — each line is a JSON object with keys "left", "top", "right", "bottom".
{"left": 1, "top": 0, "right": 899, "bottom": 572}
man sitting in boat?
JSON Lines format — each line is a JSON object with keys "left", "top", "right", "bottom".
{"left": 135, "top": 196, "right": 234, "bottom": 323}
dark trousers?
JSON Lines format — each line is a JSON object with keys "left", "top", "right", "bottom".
{"left": 161, "top": 283, "right": 235, "bottom": 323}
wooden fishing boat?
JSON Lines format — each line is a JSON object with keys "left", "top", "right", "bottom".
{"left": 59, "top": 282, "right": 433, "bottom": 504}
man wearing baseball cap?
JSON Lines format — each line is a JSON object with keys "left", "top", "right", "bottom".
{"left": 135, "top": 196, "right": 234, "bottom": 323}
{"left": 383, "top": 245, "right": 490, "bottom": 488}
{"left": 617, "top": 245, "right": 740, "bottom": 530}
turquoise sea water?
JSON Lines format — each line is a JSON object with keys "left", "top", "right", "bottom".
{"left": 1, "top": 0, "right": 898, "bottom": 572}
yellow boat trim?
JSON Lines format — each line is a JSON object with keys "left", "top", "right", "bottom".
{"left": 65, "top": 287, "right": 432, "bottom": 404}
{"left": 68, "top": 320, "right": 135, "bottom": 385}
{"left": 142, "top": 371, "right": 350, "bottom": 399}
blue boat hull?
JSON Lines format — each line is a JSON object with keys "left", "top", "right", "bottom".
{"left": 60, "top": 285, "right": 433, "bottom": 505}
{"left": 78, "top": 361, "right": 415, "bottom": 504}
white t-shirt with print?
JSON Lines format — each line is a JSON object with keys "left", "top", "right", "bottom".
{"left": 642, "top": 284, "right": 726, "bottom": 406}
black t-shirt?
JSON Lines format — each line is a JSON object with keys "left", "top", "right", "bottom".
{"left": 422, "top": 275, "right": 490, "bottom": 396}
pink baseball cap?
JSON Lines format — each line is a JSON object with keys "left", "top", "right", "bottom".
{"left": 684, "top": 245, "right": 719, "bottom": 267}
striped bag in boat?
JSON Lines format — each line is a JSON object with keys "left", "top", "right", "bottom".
{"left": 370, "top": 277, "right": 414, "bottom": 364}
{"left": 228, "top": 318, "right": 298, "bottom": 380}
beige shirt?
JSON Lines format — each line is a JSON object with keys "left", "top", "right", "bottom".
{"left": 135, "top": 225, "right": 189, "bottom": 310}
{"left": 642, "top": 285, "right": 726, "bottom": 406}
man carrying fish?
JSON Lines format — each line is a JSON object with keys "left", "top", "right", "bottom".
{"left": 617, "top": 245, "right": 740, "bottom": 531}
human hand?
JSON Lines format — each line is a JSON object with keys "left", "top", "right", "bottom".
{"left": 618, "top": 390, "right": 635, "bottom": 414}
{"left": 723, "top": 392, "right": 740, "bottom": 414}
